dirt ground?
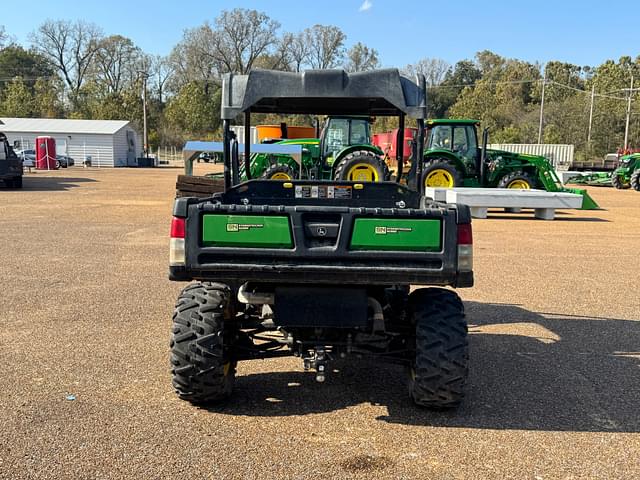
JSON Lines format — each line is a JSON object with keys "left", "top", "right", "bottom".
{"left": 1, "top": 167, "right": 639, "bottom": 479}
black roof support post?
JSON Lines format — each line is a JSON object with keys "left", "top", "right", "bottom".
{"left": 414, "top": 118, "right": 424, "bottom": 196}
{"left": 223, "top": 119, "right": 231, "bottom": 190}
{"left": 396, "top": 113, "right": 405, "bottom": 182}
{"left": 244, "top": 111, "right": 252, "bottom": 180}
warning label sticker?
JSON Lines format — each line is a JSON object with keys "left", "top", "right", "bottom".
{"left": 294, "top": 185, "right": 352, "bottom": 199}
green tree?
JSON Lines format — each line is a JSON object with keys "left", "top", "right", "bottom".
{"left": 0, "top": 46, "right": 53, "bottom": 94}
{"left": 449, "top": 51, "right": 540, "bottom": 142}
{"left": 164, "top": 81, "right": 221, "bottom": 137}
{"left": 0, "top": 77, "right": 34, "bottom": 117}
{"left": 33, "top": 77, "right": 64, "bottom": 117}
{"left": 430, "top": 59, "right": 482, "bottom": 118}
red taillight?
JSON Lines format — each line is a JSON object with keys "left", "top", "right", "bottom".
{"left": 170, "top": 217, "right": 185, "bottom": 239}
{"left": 457, "top": 223, "right": 473, "bottom": 245}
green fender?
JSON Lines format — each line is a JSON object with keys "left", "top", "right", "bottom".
{"left": 248, "top": 153, "right": 299, "bottom": 179}
{"left": 423, "top": 150, "right": 466, "bottom": 174}
{"left": 330, "top": 144, "right": 384, "bottom": 166}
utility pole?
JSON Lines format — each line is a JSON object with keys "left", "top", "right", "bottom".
{"left": 624, "top": 75, "right": 634, "bottom": 152}
{"left": 538, "top": 66, "right": 547, "bottom": 144}
{"left": 138, "top": 70, "right": 149, "bottom": 158}
{"left": 587, "top": 84, "right": 595, "bottom": 147}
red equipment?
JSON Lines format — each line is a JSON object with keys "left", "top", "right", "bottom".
{"left": 372, "top": 128, "right": 417, "bottom": 162}
{"left": 36, "top": 136, "right": 57, "bottom": 170}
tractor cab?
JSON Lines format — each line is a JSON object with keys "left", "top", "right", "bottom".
{"left": 320, "top": 116, "right": 372, "bottom": 164}
{"left": 426, "top": 119, "right": 481, "bottom": 174}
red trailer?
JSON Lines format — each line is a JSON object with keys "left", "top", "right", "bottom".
{"left": 372, "top": 128, "right": 417, "bottom": 162}
{"left": 36, "top": 136, "right": 57, "bottom": 170}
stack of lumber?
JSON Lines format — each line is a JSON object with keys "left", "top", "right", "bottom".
{"left": 175, "top": 175, "right": 225, "bottom": 198}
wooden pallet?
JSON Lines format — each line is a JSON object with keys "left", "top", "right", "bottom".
{"left": 176, "top": 175, "right": 225, "bottom": 198}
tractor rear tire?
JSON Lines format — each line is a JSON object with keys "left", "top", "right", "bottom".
{"left": 497, "top": 171, "right": 537, "bottom": 189}
{"left": 333, "top": 150, "right": 389, "bottom": 182}
{"left": 422, "top": 159, "right": 463, "bottom": 188}
{"left": 170, "top": 282, "right": 237, "bottom": 404}
{"left": 631, "top": 169, "right": 640, "bottom": 191}
{"left": 408, "top": 288, "right": 468, "bottom": 408}
{"left": 612, "top": 174, "right": 629, "bottom": 189}
{"left": 261, "top": 163, "right": 297, "bottom": 180}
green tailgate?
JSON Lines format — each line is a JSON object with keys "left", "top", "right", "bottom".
{"left": 350, "top": 218, "right": 441, "bottom": 251}
{"left": 202, "top": 215, "right": 293, "bottom": 248}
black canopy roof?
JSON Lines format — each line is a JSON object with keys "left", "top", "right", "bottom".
{"left": 221, "top": 69, "right": 427, "bottom": 120}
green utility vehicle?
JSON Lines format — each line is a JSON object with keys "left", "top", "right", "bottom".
{"left": 0, "top": 131, "right": 22, "bottom": 189}
{"left": 169, "top": 69, "right": 474, "bottom": 408}
{"left": 243, "top": 116, "right": 388, "bottom": 182}
{"left": 421, "top": 119, "right": 598, "bottom": 209}
{"left": 612, "top": 153, "right": 640, "bottom": 191}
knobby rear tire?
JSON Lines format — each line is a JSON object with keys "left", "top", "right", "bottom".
{"left": 408, "top": 288, "right": 468, "bottom": 408}
{"left": 170, "top": 282, "right": 237, "bottom": 404}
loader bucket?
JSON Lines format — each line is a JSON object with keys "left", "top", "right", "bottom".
{"left": 562, "top": 187, "right": 600, "bottom": 210}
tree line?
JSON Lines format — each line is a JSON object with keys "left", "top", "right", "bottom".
{"left": 0, "top": 10, "right": 638, "bottom": 159}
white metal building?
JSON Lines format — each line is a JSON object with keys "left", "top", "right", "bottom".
{"left": 0, "top": 117, "right": 142, "bottom": 167}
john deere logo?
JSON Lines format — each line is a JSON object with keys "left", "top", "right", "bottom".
{"left": 226, "top": 223, "right": 264, "bottom": 232}
{"left": 375, "top": 226, "right": 412, "bottom": 235}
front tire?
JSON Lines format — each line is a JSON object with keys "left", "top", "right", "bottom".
{"left": 261, "top": 163, "right": 297, "bottom": 180}
{"left": 497, "top": 171, "right": 537, "bottom": 189}
{"left": 422, "top": 159, "right": 462, "bottom": 188}
{"left": 631, "top": 169, "right": 640, "bottom": 191}
{"left": 170, "top": 282, "right": 237, "bottom": 404}
{"left": 333, "top": 150, "right": 389, "bottom": 182}
{"left": 612, "top": 173, "right": 629, "bottom": 189}
{"left": 408, "top": 288, "right": 468, "bottom": 408}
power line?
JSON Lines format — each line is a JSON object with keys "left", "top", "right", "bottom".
{"left": 428, "top": 77, "right": 636, "bottom": 102}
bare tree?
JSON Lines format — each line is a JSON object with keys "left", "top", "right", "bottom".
{"left": 305, "top": 25, "right": 346, "bottom": 69}
{"left": 150, "top": 55, "right": 173, "bottom": 103}
{"left": 209, "top": 9, "right": 280, "bottom": 74}
{"left": 167, "top": 24, "right": 219, "bottom": 92}
{"left": 345, "top": 42, "right": 379, "bottom": 72}
{"left": 288, "top": 31, "right": 311, "bottom": 72}
{"left": 30, "top": 20, "right": 103, "bottom": 105}
{"left": 92, "top": 35, "right": 143, "bottom": 95}
{"left": 404, "top": 58, "right": 450, "bottom": 86}
{"left": 0, "top": 26, "right": 7, "bottom": 49}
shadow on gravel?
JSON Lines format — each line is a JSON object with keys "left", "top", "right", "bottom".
{"left": 17, "top": 176, "right": 98, "bottom": 191}
{"left": 211, "top": 302, "right": 639, "bottom": 433}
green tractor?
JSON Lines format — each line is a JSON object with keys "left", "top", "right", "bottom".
{"left": 420, "top": 119, "right": 599, "bottom": 209}
{"left": 611, "top": 153, "right": 640, "bottom": 190}
{"left": 244, "top": 116, "right": 389, "bottom": 182}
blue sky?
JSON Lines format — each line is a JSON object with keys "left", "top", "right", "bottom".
{"left": 3, "top": 0, "right": 639, "bottom": 68}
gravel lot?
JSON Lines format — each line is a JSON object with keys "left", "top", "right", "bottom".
{"left": 1, "top": 167, "right": 639, "bottom": 479}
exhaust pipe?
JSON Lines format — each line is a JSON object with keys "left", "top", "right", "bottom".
{"left": 479, "top": 127, "right": 489, "bottom": 182}
{"left": 237, "top": 283, "right": 275, "bottom": 305}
